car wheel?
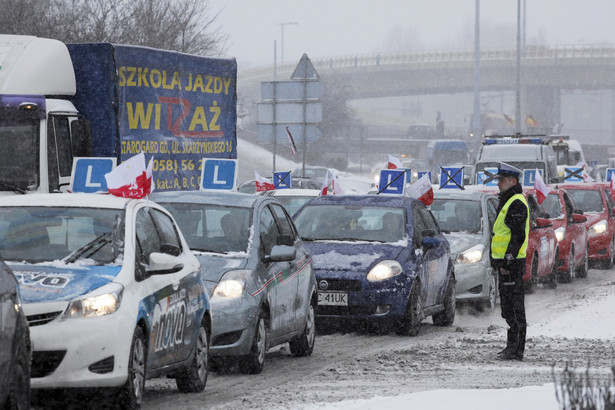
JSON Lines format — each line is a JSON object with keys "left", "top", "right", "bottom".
{"left": 239, "top": 311, "right": 267, "bottom": 374}
{"left": 604, "top": 238, "right": 615, "bottom": 269}
{"left": 433, "top": 277, "right": 456, "bottom": 326}
{"left": 395, "top": 280, "right": 423, "bottom": 336}
{"left": 545, "top": 250, "right": 558, "bottom": 289}
{"left": 559, "top": 248, "right": 574, "bottom": 283}
{"left": 176, "top": 319, "right": 209, "bottom": 392}
{"left": 524, "top": 255, "right": 537, "bottom": 294}
{"left": 485, "top": 269, "right": 498, "bottom": 310}
{"left": 116, "top": 326, "right": 146, "bottom": 409}
{"left": 289, "top": 297, "right": 316, "bottom": 357}
{"left": 5, "top": 330, "right": 30, "bottom": 410}
{"left": 575, "top": 245, "right": 589, "bottom": 278}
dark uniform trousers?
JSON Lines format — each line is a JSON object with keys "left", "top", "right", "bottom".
{"left": 498, "top": 258, "right": 527, "bottom": 357}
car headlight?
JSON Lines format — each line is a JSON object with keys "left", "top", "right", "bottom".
{"left": 213, "top": 270, "right": 250, "bottom": 299}
{"left": 554, "top": 227, "right": 566, "bottom": 242}
{"left": 64, "top": 282, "right": 123, "bottom": 319}
{"left": 455, "top": 244, "right": 484, "bottom": 265}
{"left": 367, "top": 260, "right": 403, "bottom": 281}
{"left": 589, "top": 220, "right": 608, "bottom": 235}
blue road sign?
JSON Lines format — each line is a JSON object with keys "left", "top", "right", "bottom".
{"left": 606, "top": 168, "right": 615, "bottom": 182}
{"left": 440, "top": 167, "right": 464, "bottom": 189}
{"left": 523, "top": 169, "right": 544, "bottom": 186}
{"left": 273, "top": 171, "right": 292, "bottom": 189}
{"left": 70, "top": 157, "right": 116, "bottom": 193}
{"left": 417, "top": 171, "right": 431, "bottom": 182}
{"left": 477, "top": 167, "right": 498, "bottom": 186}
{"left": 378, "top": 169, "right": 406, "bottom": 195}
{"left": 564, "top": 166, "right": 583, "bottom": 182}
{"left": 201, "top": 159, "right": 237, "bottom": 190}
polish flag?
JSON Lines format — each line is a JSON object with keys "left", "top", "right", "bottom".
{"left": 387, "top": 155, "right": 403, "bottom": 169}
{"left": 610, "top": 178, "right": 615, "bottom": 202}
{"left": 105, "top": 152, "right": 153, "bottom": 199}
{"left": 320, "top": 172, "right": 329, "bottom": 196}
{"left": 407, "top": 174, "right": 433, "bottom": 206}
{"left": 534, "top": 169, "right": 549, "bottom": 204}
{"left": 254, "top": 171, "right": 275, "bottom": 192}
{"left": 332, "top": 174, "right": 344, "bottom": 195}
{"left": 582, "top": 168, "right": 594, "bottom": 183}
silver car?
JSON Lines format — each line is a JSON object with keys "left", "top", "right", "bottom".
{"left": 431, "top": 190, "right": 499, "bottom": 311}
{"left": 151, "top": 191, "right": 317, "bottom": 374}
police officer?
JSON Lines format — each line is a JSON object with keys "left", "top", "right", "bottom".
{"left": 491, "top": 162, "right": 529, "bottom": 361}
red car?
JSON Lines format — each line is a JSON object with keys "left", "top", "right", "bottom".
{"left": 522, "top": 192, "right": 559, "bottom": 293}
{"left": 535, "top": 186, "right": 589, "bottom": 282}
{"left": 560, "top": 183, "right": 615, "bottom": 268}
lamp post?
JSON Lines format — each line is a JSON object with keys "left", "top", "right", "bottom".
{"left": 279, "top": 21, "right": 298, "bottom": 64}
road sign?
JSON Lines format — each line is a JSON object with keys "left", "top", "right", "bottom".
{"left": 378, "top": 169, "right": 406, "bottom": 195}
{"left": 523, "top": 169, "right": 544, "bottom": 186}
{"left": 200, "top": 159, "right": 237, "bottom": 190}
{"left": 257, "top": 101, "right": 322, "bottom": 124}
{"left": 440, "top": 167, "right": 464, "bottom": 189}
{"left": 261, "top": 81, "right": 323, "bottom": 101}
{"left": 606, "top": 168, "right": 615, "bottom": 182}
{"left": 257, "top": 124, "right": 322, "bottom": 144}
{"left": 273, "top": 171, "right": 292, "bottom": 189}
{"left": 564, "top": 167, "right": 583, "bottom": 182}
{"left": 477, "top": 167, "right": 498, "bottom": 186}
{"left": 291, "top": 54, "right": 320, "bottom": 80}
{"left": 70, "top": 157, "right": 116, "bottom": 193}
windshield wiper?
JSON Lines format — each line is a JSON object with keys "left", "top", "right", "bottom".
{"left": 0, "top": 180, "right": 26, "bottom": 194}
{"left": 64, "top": 232, "right": 112, "bottom": 264}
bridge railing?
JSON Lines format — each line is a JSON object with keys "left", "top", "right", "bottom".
{"left": 240, "top": 44, "right": 615, "bottom": 78}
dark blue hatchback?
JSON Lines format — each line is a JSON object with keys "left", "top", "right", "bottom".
{"left": 293, "top": 195, "right": 455, "bottom": 335}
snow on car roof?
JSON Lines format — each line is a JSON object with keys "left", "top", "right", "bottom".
{"left": 0, "top": 193, "right": 131, "bottom": 208}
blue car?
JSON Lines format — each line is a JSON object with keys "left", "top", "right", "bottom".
{"left": 293, "top": 195, "right": 455, "bottom": 335}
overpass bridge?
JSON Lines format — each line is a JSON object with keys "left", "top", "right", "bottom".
{"left": 238, "top": 44, "right": 615, "bottom": 165}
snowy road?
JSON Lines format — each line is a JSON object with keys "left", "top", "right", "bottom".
{"left": 137, "top": 267, "right": 615, "bottom": 409}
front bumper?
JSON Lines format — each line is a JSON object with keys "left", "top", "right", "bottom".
{"left": 208, "top": 295, "right": 260, "bottom": 357}
{"left": 454, "top": 260, "right": 492, "bottom": 303}
{"left": 314, "top": 270, "right": 411, "bottom": 320}
{"left": 588, "top": 232, "right": 611, "bottom": 261}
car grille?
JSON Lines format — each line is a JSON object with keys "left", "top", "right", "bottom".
{"left": 317, "top": 278, "right": 361, "bottom": 292}
{"left": 317, "top": 305, "right": 377, "bottom": 316}
{"left": 26, "top": 311, "right": 63, "bottom": 327}
{"left": 89, "top": 356, "right": 114, "bottom": 374}
{"left": 31, "top": 350, "right": 66, "bottom": 377}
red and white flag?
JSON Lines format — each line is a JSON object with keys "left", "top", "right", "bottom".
{"left": 534, "top": 169, "right": 549, "bottom": 204}
{"left": 610, "top": 178, "right": 615, "bottom": 202}
{"left": 286, "top": 126, "right": 297, "bottom": 155}
{"left": 407, "top": 174, "right": 433, "bottom": 206}
{"left": 387, "top": 154, "right": 403, "bottom": 170}
{"left": 105, "top": 152, "right": 153, "bottom": 199}
{"left": 320, "top": 171, "right": 329, "bottom": 196}
{"left": 332, "top": 174, "right": 344, "bottom": 195}
{"left": 254, "top": 171, "right": 275, "bottom": 192}
{"left": 582, "top": 167, "right": 594, "bottom": 183}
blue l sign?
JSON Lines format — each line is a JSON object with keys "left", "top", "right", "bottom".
{"left": 70, "top": 157, "right": 116, "bottom": 193}
{"left": 273, "top": 171, "right": 292, "bottom": 189}
{"left": 378, "top": 169, "right": 406, "bottom": 195}
{"left": 523, "top": 169, "right": 543, "bottom": 186}
{"left": 201, "top": 159, "right": 237, "bottom": 190}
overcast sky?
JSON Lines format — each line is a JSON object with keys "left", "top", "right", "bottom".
{"left": 209, "top": 0, "right": 615, "bottom": 69}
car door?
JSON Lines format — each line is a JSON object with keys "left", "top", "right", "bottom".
{"left": 134, "top": 206, "right": 202, "bottom": 370}
{"left": 563, "top": 191, "right": 586, "bottom": 265}
{"left": 270, "top": 203, "right": 312, "bottom": 333}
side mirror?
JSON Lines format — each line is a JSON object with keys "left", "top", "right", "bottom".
{"left": 422, "top": 236, "right": 442, "bottom": 249}
{"left": 264, "top": 245, "right": 296, "bottom": 263}
{"left": 571, "top": 213, "right": 587, "bottom": 224}
{"left": 147, "top": 252, "right": 184, "bottom": 275}
{"left": 535, "top": 217, "right": 553, "bottom": 229}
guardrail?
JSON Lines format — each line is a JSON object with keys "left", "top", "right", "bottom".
{"left": 240, "top": 44, "right": 615, "bottom": 79}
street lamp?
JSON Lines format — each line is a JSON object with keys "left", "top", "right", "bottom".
{"left": 279, "top": 21, "right": 298, "bottom": 64}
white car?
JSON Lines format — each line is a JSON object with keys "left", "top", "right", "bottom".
{"left": 0, "top": 194, "right": 211, "bottom": 408}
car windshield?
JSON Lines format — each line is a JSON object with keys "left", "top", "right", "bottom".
{"left": 159, "top": 203, "right": 252, "bottom": 253}
{"left": 431, "top": 199, "right": 482, "bottom": 233}
{"left": 0, "top": 207, "right": 124, "bottom": 264}
{"left": 566, "top": 189, "right": 604, "bottom": 213}
{"left": 294, "top": 205, "right": 406, "bottom": 243}
{"left": 542, "top": 193, "right": 563, "bottom": 218}
{"left": 274, "top": 196, "right": 315, "bottom": 216}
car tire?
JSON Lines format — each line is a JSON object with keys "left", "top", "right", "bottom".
{"left": 5, "top": 330, "right": 30, "bottom": 410}
{"left": 116, "top": 326, "right": 146, "bottom": 409}
{"left": 524, "top": 255, "right": 537, "bottom": 294}
{"left": 433, "top": 277, "right": 456, "bottom": 327}
{"left": 176, "top": 319, "right": 209, "bottom": 393}
{"left": 604, "top": 238, "right": 615, "bottom": 269}
{"left": 289, "top": 297, "right": 316, "bottom": 357}
{"left": 575, "top": 245, "right": 589, "bottom": 278}
{"left": 395, "top": 280, "right": 423, "bottom": 336}
{"left": 239, "top": 311, "right": 267, "bottom": 374}
{"left": 559, "top": 248, "right": 574, "bottom": 283}
{"left": 484, "top": 269, "right": 498, "bottom": 310}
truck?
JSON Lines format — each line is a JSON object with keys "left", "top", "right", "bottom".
{"left": 0, "top": 35, "right": 237, "bottom": 194}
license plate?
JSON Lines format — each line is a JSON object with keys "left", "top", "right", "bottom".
{"left": 318, "top": 291, "right": 348, "bottom": 306}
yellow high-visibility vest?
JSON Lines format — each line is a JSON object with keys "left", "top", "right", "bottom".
{"left": 491, "top": 193, "right": 530, "bottom": 259}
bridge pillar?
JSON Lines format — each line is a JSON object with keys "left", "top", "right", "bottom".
{"left": 523, "top": 86, "right": 560, "bottom": 133}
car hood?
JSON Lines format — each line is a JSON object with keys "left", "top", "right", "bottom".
{"left": 305, "top": 241, "right": 404, "bottom": 272}
{"left": 444, "top": 232, "right": 483, "bottom": 259}
{"left": 9, "top": 263, "right": 122, "bottom": 304}
{"left": 194, "top": 253, "right": 248, "bottom": 284}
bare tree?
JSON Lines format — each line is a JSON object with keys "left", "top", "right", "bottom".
{"left": 0, "top": 0, "right": 227, "bottom": 56}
